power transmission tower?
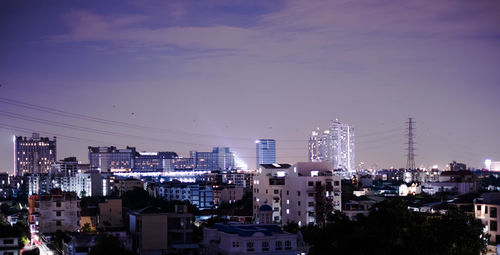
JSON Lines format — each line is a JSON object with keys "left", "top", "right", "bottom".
{"left": 406, "top": 117, "right": 416, "bottom": 169}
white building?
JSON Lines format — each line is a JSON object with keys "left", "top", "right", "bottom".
{"left": 422, "top": 170, "right": 477, "bottom": 195}
{"left": 213, "top": 185, "right": 244, "bottom": 206}
{"left": 253, "top": 162, "right": 341, "bottom": 226}
{"left": 308, "top": 119, "right": 355, "bottom": 176}
{"left": 202, "top": 223, "right": 300, "bottom": 255}
{"left": 343, "top": 199, "right": 377, "bottom": 220}
{"left": 0, "top": 225, "right": 23, "bottom": 255}
{"left": 154, "top": 182, "right": 214, "bottom": 210}
{"left": 28, "top": 190, "right": 80, "bottom": 234}
{"left": 281, "top": 162, "right": 342, "bottom": 226}
{"left": 474, "top": 192, "right": 500, "bottom": 245}
{"left": 28, "top": 172, "right": 109, "bottom": 197}
{"left": 253, "top": 164, "right": 292, "bottom": 224}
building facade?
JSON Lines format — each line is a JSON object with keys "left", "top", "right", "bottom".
{"left": 154, "top": 182, "right": 214, "bottom": 210}
{"left": 0, "top": 226, "right": 23, "bottom": 255}
{"left": 190, "top": 147, "right": 235, "bottom": 170}
{"left": 115, "top": 178, "right": 144, "bottom": 196}
{"left": 133, "top": 152, "right": 178, "bottom": 172}
{"left": 88, "top": 146, "right": 135, "bottom": 172}
{"left": 202, "top": 223, "right": 299, "bottom": 255}
{"left": 308, "top": 119, "right": 355, "bottom": 175}
{"left": 28, "top": 190, "right": 80, "bottom": 234}
{"left": 129, "top": 205, "right": 193, "bottom": 254}
{"left": 28, "top": 171, "right": 108, "bottom": 197}
{"left": 253, "top": 162, "right": 341, "bottom": 226}
{"left": 256, "top": 139, "right": 276, "bottom": 167}
{"left": 213, "top": 185, "right": 244, "bottom": 206}
{"left": 252, "top": 164, "right": 292, "bottom": 224}
{"left": 474, "top": 192, "right": 500, "bottom": 244}
{"left": 281, "top": 162, "right": 342, "bottom": 226}
{"left": 14, "top": 133, "right": 57, "bottom": 176}
{"left": 98, "top": 199, "right": 123, "bottom": 228}
{"left": 204, "top": 171, "right": 247, "bottom": 188}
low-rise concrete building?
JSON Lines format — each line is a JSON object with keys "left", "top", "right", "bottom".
{"left": 474, "top": 192, "right": 500, "bottom": 244}
{"left": 214, "top": 185, "right": 244, "bottom": 206}
{"left": 343, "top": 199, "right": 377, "bottom": 220}
{"left": 116, "top": 178, "right": 144, "bottom": 196}
{"left": 129, "top": 205, "right": 194, "bottom": 255}
{"left": 98, "top": 199, "right": 123, "bottom": 229}
{"left": 202, "top": 222, "right": 300, "bottom": 255}
{"left": 0, "top": 225, "right": 24, "bottom": 255}
{"left": 28, "top": 190, "right": 80, "bottom": 234}
{"left": 422, "top": 170, "right": 478, "bottom": 195}
{"left": 154, "top": 182, "right": 214, "bottom": 210}
{"left": 253, "top": 162, "right": 341, "bottom": 226}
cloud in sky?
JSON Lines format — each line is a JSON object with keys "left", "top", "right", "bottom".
{"left": 49, "top": 1, "right": 500, "bottom": 45}
{"left": 45, "top": 0, "right": 500, "bottom": 73}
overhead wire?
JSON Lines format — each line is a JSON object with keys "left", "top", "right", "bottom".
{"left": 0, "top": 97, "right": 403, "bottom": 143}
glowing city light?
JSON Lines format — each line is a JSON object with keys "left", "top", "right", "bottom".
{"left": 485, "top": 159, "right": 492, "bottom": 170}
{"left": 234, "top": 155, "right": 248, "bottom": 170}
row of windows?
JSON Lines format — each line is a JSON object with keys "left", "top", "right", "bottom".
{"left": 477, "top": 205, "right": 498, "bottom": 218}
{"left": 232, "top": 240, "right": 293, "bottom": 251}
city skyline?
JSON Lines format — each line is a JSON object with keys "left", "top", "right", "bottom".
{"left": 1, "top": 0, "right": 500, "bottom": 172}
{"left": 309, "top": 119, "right": 355, "bottom": 174}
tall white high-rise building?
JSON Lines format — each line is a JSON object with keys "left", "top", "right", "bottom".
{"left": 308, "top": 119, "right": 355, "bottom": 175}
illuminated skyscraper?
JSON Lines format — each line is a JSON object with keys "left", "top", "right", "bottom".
{"left": 308, "top": 119, "right": 355, "bottom": 175}
{"left": 256, "top": 139, "right": 276, "bottom": 167}
{"left": 14, "top": 133, "right": 57, "bottom": 176}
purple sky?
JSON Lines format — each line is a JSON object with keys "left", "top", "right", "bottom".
{"left": 1, "top": 0, "right": 499, "bottom": 173}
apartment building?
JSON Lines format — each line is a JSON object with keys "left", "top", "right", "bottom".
{"left": 28, "top": 190, "right": 80, "bottom": 234}
{"left": 253, "top": 162, "right": 341, "bottom": 226}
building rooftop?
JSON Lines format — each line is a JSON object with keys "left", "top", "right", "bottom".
{"left": 259, "top": 164, "right": 291, "bottom": 169}
{"left": 212, "top": 223, "right": 285, "bottom": 237}
{"left": 130, "top": 206, "right": 166, "bottom": 215}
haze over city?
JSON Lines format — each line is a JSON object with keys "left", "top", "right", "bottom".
{"left": 1, "top": 0, "right": 500, "bottom": 173}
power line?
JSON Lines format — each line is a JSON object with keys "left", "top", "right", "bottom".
{"left": 0, "top": 97, "right": 256, "bottom": 141}
{"left": 0, "top": 97, "right": 403, "bottom": 142}
{"left": 0, "top": 112, "right": 306, "bottom": 150}
{"left": 0, "top": 122, "right": 306, "bottom": 159}
{"left": 0, "top": 107, "right": 404, "bottom": 151}
{"left": 0, "top": 123, "right": 121, "bottom": 146}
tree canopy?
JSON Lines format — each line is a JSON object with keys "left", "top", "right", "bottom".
{"left": 89, "top": 234, "right": 135, "bottom": 255}
{"left": 300, "top": 198, "right": 487, "bottom": 255}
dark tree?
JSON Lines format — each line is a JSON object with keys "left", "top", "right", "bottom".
{"left": 89, "top": 234, "right": 135, "bottom": 255}
{"left": 122, "top": 188, "right": 151, "bottom": 209}
{"left": 314, "top": 185, "right": 333, "bottom": 227}
{"left": 307, "top": 198, "right": 487, "bottom": 255}
{"left": 282, "top": 221, "right": 300, "bottom": 233}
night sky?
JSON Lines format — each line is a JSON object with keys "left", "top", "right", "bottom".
{"left": 1, "top": 0, "right": 499, "bottom": 173}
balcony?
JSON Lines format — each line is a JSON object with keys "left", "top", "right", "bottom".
{"left": 269, "top": 178, "right": 285, "bottom": 185}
